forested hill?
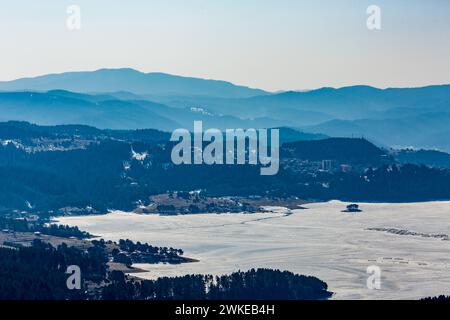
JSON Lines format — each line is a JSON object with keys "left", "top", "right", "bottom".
{"left": 0, "top": 121, "right": 170, "bottom": 142}
{"left": 394, "top": 149, "right": 450, "bottom": 168}
{"left": 1, "top": 121, "right": 450, "bottom": 216}
{"left": 282, "top": 138, "right": 387, "bottom": 164}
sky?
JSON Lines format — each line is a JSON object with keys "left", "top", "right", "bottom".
{"left": 1, "top": 0, "right": 450, "bottom": 91}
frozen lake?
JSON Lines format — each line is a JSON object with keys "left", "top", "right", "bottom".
{"left": 57, "top": 201, "right": 450, "bottom": 300}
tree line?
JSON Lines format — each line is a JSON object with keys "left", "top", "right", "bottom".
{"left": 0, "top": 240, "right": 332, "bottom": 300}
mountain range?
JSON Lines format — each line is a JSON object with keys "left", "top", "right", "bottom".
{"left": 0, "top": 68, "right": 266, "bottom": 98}
{"left": 1, "top": 68, "right": 450, "bottom": 151}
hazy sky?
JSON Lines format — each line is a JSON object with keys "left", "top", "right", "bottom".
{"left": 1, "top": 0, "right": 450, "bottom": 91}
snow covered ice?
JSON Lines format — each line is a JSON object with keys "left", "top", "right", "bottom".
{"left": 57, "top": 201, "right": 450, "bottom": 300}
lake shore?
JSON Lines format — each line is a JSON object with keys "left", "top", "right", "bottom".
{"left": 57, "top": 200, "right": 450, "bottom": 300}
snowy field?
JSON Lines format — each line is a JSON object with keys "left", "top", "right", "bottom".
{"left": 57, "top": 201, "right": 450, "bottom": 300}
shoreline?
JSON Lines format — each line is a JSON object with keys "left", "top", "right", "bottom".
{"left": 50, "top": 198, "right": 450, "bottom": 222}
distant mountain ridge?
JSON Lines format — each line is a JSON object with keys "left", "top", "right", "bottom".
{"left": 155, "top": 84, "right": 450, "bottom": 151}
{"left": 187, "top": 84, "right": 450, "bottom": 120}
{"left": 0, "top": 91, "right": 181, "bottom": 131}
{"left": 0, "top": 90, "right": 319, "bottom": 131}
{"left": 303, "top": 111, "right": 450, "bottom": 151}
{"left": 0, "top": 68, "right": 268, "bottom": 98}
